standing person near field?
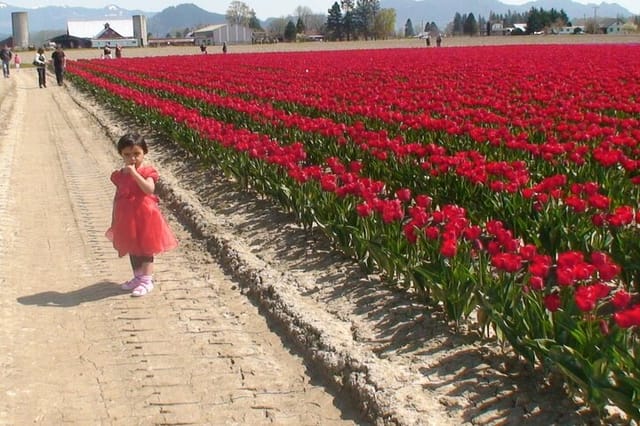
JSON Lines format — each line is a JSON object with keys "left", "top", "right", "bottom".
{"left": 33, "top": 47, "right": 47, "bottom": 88}
{"left": 0, "top": 45, "right": 12, "bottom": 78}
{"left": 14, "top": 53, "right": 21, "bottom": 71}
{"left": 106, "top": 133, "right": 178, "bottom": 297}
{"left": 51, "top": 45, "right": 66, "bottom": 86}
{"left": 103, "top": 44, "right": 112, "bottom": 59}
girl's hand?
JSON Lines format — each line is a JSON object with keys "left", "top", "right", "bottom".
{"left": 123, "top": 164, "right": 137, "bottom": 175}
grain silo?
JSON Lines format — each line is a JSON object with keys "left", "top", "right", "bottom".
{"left": 11, "top": 12, "right": 29, "bottom": 49}
{"left": 132, "top": 15, "right": 148, "bottom": 47}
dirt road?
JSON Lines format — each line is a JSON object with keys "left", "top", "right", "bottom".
{"left": 0, "top": 70, "right": 363, "bottom": 424}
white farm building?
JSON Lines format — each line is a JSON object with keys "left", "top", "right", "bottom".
{"left": 49, "top": 16, "right": 148, "bottom": 49}
{"left": 192, "top": 24, "right": 254, "bottom": 46}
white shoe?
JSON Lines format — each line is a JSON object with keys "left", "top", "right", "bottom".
{"left": 131, "top": 281, "right": 154, "bottom": 297}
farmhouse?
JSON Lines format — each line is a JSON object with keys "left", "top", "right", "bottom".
{"left": 605, "top": 21, "right": 626, "bottom": 34}
{"left": 192, "top": 24, "right": 254, "bottom": 46}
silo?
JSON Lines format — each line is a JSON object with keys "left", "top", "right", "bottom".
{"left": 11, "top": 12, "right": 29, "bottom": 49}
{"left": 132, "top": 15, "right": 148, "bottom": 47}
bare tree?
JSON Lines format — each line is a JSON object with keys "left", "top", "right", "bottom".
{"left": 226, "top": 1, "right": 253, "bottom": 26}
{"left": 374, "top": 8, "right": 396, "bottom": 39}
{"left": 294, "top": 6, "right": 314, "bottom": 32}
{"left": 304, "top": 14, "right": 326, "bottom": 34}
{"left": 621, "top": 21, "right": 638, "bottom": 34}
{"left": 267, "top": 17, "right": 289, "bottom": 40}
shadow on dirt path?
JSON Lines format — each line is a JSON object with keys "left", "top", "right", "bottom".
{"left": 16, "top": 281, "right": 123, "bottom": 307}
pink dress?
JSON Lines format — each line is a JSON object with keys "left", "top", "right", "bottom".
{"left": 106, "top": 166, "right": 178, "bottom": 257}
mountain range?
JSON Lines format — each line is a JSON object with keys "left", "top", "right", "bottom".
{"left": 0, "top": 1, "right": 634, "bottom": 39}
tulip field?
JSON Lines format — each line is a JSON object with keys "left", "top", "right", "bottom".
{"left": 67, "top": 43, "right": 640, "bottom": 419}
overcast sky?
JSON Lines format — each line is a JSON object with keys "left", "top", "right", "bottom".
{"left": 7, "top": 1, "right": 640, "bottom": 19}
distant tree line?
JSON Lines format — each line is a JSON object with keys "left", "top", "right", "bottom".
{"left": 447, "top": 7, "right": 570, "bottom": 36}
{"left": 215, "top": 1, "right": 632, "bottom": 43}
{"left": 403, "top": 6, "right": 573, "bottom": 38}
{"left": 523, "top": 8, "right": 570, "bottom": 33}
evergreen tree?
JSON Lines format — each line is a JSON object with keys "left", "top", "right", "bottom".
{"left": 354, "top": 0, "right": 380, "bottom": 40}
{"left": 487, "top": 10, "right": 528, "bottom": 27}
{"left": 405, "top": 18, "right": 414, "bottom": 37}
{"left": 326, "top": 2, "right": 343, "bottom": 41}
{"left": 463, "top": 13, "right": 478, "bottom": 35}
{"left": 341, "top": 0, "right": 356, "bottom": 41}
{"left": 526, "top": 7, "right": 545, "bottom": 33}
{"left": 425, "top": 21, "right": 438, "bottom": 34}
{"left": 452, "top": 12, "right": 463, "bottom": 35}
{"left": 248, "top": 10, "right": 263, "bottom": 31}
{"left": 296, "top": 17, "right": 306, "bottom": 34}
{"left": 284, "top": 20, "right": 297, "bottom": 41}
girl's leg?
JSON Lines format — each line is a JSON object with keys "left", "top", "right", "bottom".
{"left": 138, "top": 257, "right": 154, "bottom": 277}
{"left": 131, "top": 255, "right": 155, "bottom": 297}
{"left": 122, "top": 254, "right": 151, "bottom": 290}
{"left": 129, "top": 255, "right": 144, "bottom": 276}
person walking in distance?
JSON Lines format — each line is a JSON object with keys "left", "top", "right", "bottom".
{"left": 0, "top": 45, "right": 13, "bottom": 78}
{"left": 14, "top": 53, "right": 21, "bottom": 71}
{"left": 51, "top": 45, "right": 66, "bottom": 86}
{"left": 33, "top": 47, "right": 47, "bottom": 88}
{"left": 106, "top": 133, "right": 178, "bottom": 297}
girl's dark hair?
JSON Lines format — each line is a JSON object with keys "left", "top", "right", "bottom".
{"left": 117, "top": 133, "right": 148, "bottom": 154}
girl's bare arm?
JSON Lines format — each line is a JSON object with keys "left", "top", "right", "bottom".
{"left": 125, "top": 165, "right": 155, "bottom": 194}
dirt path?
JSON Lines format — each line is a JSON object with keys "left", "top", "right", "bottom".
{"left": 0, "top": 70, "right": 364, "bottom": 425}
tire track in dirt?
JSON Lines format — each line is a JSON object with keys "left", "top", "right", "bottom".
{"left": 0, "top": 76, "right": 20, "bottom": 415}
{"left": 0, "top": 72, "right": 364, "bottom": 425}
{"left": 0, "top": 75, "right": 114, "bottom": 424}
{"left": 0, "top": 78, "right": 19, "bottom": 262}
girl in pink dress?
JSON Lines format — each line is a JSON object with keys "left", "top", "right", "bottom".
{"left": 106, "top": 133, "right": 178, "bottom": 296}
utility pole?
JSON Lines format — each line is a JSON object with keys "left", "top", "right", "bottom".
{"left": 593, "top": 6, "right": 599, "bottom": 34}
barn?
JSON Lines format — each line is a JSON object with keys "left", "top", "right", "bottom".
{"left": 192, "top": 24, "right": 254, "bottom": 46}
